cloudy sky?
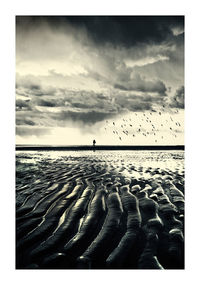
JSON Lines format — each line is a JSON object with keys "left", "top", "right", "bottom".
{"left": 16, "top": 16, "right": 184, "bottom": 145}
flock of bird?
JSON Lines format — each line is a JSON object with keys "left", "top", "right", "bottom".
{"left": 103, "top": 109, "right": 182, "bottom": 143}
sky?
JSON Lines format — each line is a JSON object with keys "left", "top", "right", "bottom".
{"left": 16, "top": 16, "right": 184, "bottom": 145}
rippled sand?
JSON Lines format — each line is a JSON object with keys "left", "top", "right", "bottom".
{"left": 16, "top": 150, "right": 184, "bottom": 269}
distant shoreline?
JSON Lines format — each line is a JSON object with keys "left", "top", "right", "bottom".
{"left": 16, "top": 145, "right": 185, "bottom": 151}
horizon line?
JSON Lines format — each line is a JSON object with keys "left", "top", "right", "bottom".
{"left": 16, "top": 144, "right": 185, "bottom": 151}
{"left": 16, "top": 143, "right": 185, "bottom": 146}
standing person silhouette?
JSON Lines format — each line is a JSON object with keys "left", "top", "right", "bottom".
{"left": 93, "top": 139, "right": 96, "bottom": 152}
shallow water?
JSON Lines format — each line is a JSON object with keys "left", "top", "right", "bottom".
{"left": 16, "top": 150, "right": 184, "bottom": 170}
{"left": 16, "top": 150, "right": 184, "bottom": 185}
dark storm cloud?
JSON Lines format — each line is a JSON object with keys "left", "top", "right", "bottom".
{"left": 16, "top": 15, "right": 184, "bottom": 47}
{"left": 114, "top": 74, "right": 167, "bottom": 95}
{"left": 16, "top": 109, "right": 47, "bottom": 127}
{"left": 52, "top": 110, "right": 116, "bottom": 125}
{"left": 16, "top": 99, "right": 32, "bottom": 110}
{"left": 16, "top": 14, "right": 184, "bottom": 146}
{"left": 170, "top": 86, "right": 184, "bottom": 108}
{"left": 16, "top": 16, "right": 184, "bottom": 112}
{"left": 16, "top": 126, "right": 50, "bottom": 137}
{"left": 29, "top": 84, "right": 41, "bottom": 90}
{"left": 51, "top": 90, "right": 164, "bottom": 124}
{"left": 16, "top": 76, "right": 41, "bottom": 90}
{"left": 16, "top": 80, "right": 119, "bottom": 126}
{"left": 96, "top": 93, "right": 108, "bottom": 100}
{"left": 70, "top": 102, "right": 91, "bottom": 109}
{"left": 16, "top": 119, "right": 36, "bottom": 126}
{"left": 16, "top": 75, "right": 57, "bottom": 97}
{"left": 28, "top": 85, "right": 55, "bottom": 97}
{"left": 36, "top": 99, "right": 58, "bottom": 107}
{"left": 114, "top": 92, "right": 165, "bottom": 112}
{"left": 121, "top": 99, "right": 152, "bottom": 112}
{"left": 16, "top": 76, "right": 168, "bottom": 128}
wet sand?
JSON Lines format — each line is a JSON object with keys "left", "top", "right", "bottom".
{"left": 16, "top": 150, "right": 184, "bottom": 269}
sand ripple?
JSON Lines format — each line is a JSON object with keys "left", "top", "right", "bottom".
{"left": 16, "top": 151, "right": 184, "bottom": 269}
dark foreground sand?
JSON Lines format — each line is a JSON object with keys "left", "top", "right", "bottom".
{"left": 16, "top": 150, "right": 184, "bottom": 269}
